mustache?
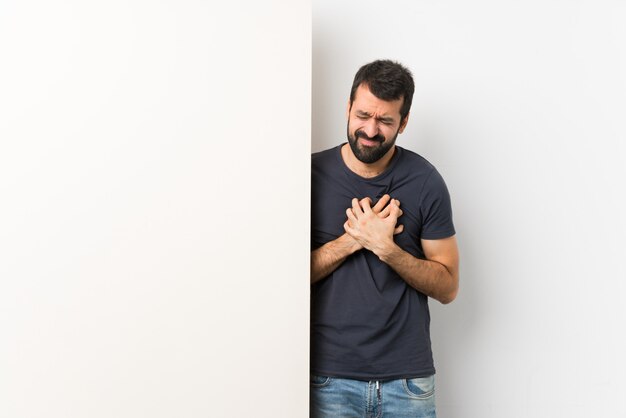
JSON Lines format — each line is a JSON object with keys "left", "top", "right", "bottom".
{"left": 355, "top": 130, "right": 385, "bottom": 143}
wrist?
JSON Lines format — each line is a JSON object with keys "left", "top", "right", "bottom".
{"left": 338, "top": 233, "right": 362, "bottom": 254}
{"left": 374, "top": 240, "right": 399, "bottom": 262}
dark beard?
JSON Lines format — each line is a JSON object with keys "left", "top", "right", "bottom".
{"left": 346, "top": 124, "right": 399, "bottom": 164}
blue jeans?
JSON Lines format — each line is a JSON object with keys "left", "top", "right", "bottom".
{"left": 310, "top": 374, "right": 436, "bottom": 418}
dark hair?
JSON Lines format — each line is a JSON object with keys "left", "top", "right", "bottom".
{"left": 349, "top": 59, "right": 415, "bottom": 122}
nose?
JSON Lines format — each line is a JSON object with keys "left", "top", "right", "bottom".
{"left": 361, "top": 118, "right": 379, "bottom": 138}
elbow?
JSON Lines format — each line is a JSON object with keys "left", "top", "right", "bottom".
{"left": 438, "top": 279, "right": 459, "bottom": 305}
{"left": 438, "top": 291, "right": 457, "bottom": 305}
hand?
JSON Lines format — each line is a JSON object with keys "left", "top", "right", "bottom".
{"left": 343, "top": 194, "right": 404, "bottom": 256}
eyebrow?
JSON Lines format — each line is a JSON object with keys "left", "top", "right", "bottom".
{"left": 356, "top": 110, "right": 395, "bottom": 124}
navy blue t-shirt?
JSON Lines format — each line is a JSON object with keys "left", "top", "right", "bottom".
{"left": 311, "top": 144, "right": 455, "bottom": 381}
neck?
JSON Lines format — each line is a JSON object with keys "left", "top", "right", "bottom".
{"left": 341, "top": 144, "right": 396, "bottom": 178}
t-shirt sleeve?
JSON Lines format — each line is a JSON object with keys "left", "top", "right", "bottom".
{"left": 419, "top": 168, "right": 456, "bottom": 240}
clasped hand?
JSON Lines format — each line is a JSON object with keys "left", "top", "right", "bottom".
{"left": 343, "top": 194, "right": 404, "bottom": 256}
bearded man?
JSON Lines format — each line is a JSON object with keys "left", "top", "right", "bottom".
{"left": 310, "top": 59, "right": 460, "bottom": 418}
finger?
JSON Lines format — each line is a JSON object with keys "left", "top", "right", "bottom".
{"left": 379, "top": 204, "right": 392, "bottom": 218}
{"left": 360, "top": 196, "right": 373, "bottom": 214}
{"left": 351, "top": 198, "right": 364, "bottom": 216}
{"left": 393, "top": 224, "right": 404, "bottom": 235}
{"left": 344, "top": 220, "right": 356, "bottom": 236}
{"left": 390, "top": 204, "right": 403, "bottom": 218}
{"left": 393, "top": 199, "right": 401, "bottom": 207}
{"left": 346, "top": 207, "right": 358, "bottom": 225}
{"left": 372, "top": 194, "right": 390, "bottom": 213}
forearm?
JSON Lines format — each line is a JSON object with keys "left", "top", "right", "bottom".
{"left": 311, "top": 233, "right": 361, "bottom": 284}
{"left": 377, "top": 243, "right": 458, "bottom": 304}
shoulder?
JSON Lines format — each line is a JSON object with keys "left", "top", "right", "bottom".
{"left": 396, "top": 146, "right": 436, "bottom": 172}
{"left": 394, "top": 147, "right": 450, "bottom": 199}
{"left": 394, "top": 146, "right": 441, "bottom": 186}
{"left": 312, "top": 145, "right": 339, "bottom": 161}
{"left": 312, "top": 145, "right": 341, "bottom": 172}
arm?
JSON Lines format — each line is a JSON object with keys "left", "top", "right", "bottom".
{"left": 378, "top": 236, "right": 459, "bottom": 304}
{"left": 344, "top": 198, "right": 459, "bottom": 304}
{"left": 310, "top": 233, "right": 361, "bottom": 284}
{"left": 311, "top": 194, "right": 404, "bottom": 285}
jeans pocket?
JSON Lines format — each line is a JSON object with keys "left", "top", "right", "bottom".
{"left": 310, "top": 374, "right": 332, "bottom": 388}
{"left": 402, "top": 375, "right": 435, "bottom": 399}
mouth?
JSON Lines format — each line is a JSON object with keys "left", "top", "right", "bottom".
{"left": 359, "top": 137, "right": 382, "bottom": 147}
{"left": 355, "top": 131, "right": 384, "bottom": 147}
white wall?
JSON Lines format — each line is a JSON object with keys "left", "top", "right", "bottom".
{"left": 0, "top": 1, "right": 310, "bottom": 417}
{"left": 313, "top": 1, "right": 626, "bottom": 416}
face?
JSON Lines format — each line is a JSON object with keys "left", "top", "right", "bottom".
{"left": 346, "top": 84, "right": 408, "bottom": 164}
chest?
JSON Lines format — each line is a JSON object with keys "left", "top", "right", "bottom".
{"left": 311, "top": 171, "right": 425, "bottom": 257}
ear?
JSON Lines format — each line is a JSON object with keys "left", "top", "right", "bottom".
{"left": 346, "top": 99, "right": 353, "bottom": 121}
{"left": 398, "top": 112, "right": 410, "bottom": 134}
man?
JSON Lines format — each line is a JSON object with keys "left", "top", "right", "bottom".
{"left": 310, "top": 60, "right": 459, "bottom": 418}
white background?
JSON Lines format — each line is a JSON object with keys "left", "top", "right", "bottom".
{"left": 313, "top": 0, "right": 626, "bottom": 416}
{"left": 0, "top": 1, "right": 310, "bottom": 417}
